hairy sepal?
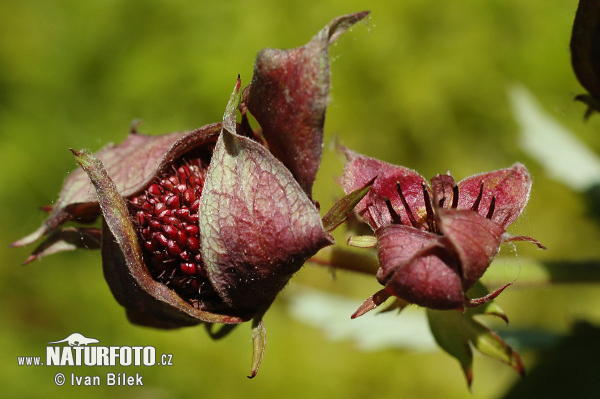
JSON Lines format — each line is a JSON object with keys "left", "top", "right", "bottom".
{"left": 245, "top": 11, "right": 369, "bottom": 198}
{"left": 200, "top": 79, "right": 334, "bottom": 315}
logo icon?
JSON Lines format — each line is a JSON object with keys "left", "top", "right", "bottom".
{"left": 47, "top": 333, "right": 99, "bottom": 347}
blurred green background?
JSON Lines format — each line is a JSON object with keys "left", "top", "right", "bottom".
{"left": 3, "top": 0, "right": 600, "bottom": 398}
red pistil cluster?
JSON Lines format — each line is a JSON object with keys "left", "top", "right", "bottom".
{"left": 129, "top": 157, "right": 214, "bottom": 306}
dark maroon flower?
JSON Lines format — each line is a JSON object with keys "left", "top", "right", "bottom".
{"left": 12, "top": 11, "right": 370, "bottom": 376}
{"left": 342, "top": 149, "right": 545, "bottom": 315}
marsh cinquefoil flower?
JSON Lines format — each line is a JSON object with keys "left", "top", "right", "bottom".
{"left": 342, "top": 149, "right": 545, "bottom": 315}
{"left": 12, "top": 12, "right": 370, "bottom": 376}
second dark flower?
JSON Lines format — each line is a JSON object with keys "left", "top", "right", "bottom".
{"left": 342, "top": 149, "right": 546, "bottom": 315}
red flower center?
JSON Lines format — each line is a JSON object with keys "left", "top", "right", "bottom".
{"left": 129, "top": 155, "right": 221, "bottom": 309}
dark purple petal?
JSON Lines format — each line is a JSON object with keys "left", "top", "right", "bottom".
{"left": 200, "top": 80, "right": 334, "bottom": 315}
{"left": 375, "top": 224, "right": 438, "bottom": 283}
{"left": 437, "top": 209, "right": 505, "bottom": 290}
{"left": 385, "top": 243, "right": 464, "bottom": 310}
{"left": 245, "top": 11, "right": 369, "bottom": 197}
{"left": 342, "top": 148, "right": 429, "bottom": 230}
{"left": 375, "top": 224, "right": 464, "bottom": 309}
{"left": 456, "top": 163, "right": 531, "bottom": 229}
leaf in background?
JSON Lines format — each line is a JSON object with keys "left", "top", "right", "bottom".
{"left": 288, "top": 283, "right": 563, "bottom": 387}
{"left": 510, "top": 85, "right": 600, "bottom": 191}
{"left": 286, "top": 285, "right": 438, "bottom": 352}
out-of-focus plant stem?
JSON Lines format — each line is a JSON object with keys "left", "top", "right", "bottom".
{"left": 309, "top": 247, "right": 379, "bottom": 275}
{"left": 309, "top": 247, "right": 600, "bottom": 287}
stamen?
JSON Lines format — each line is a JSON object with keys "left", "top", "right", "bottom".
{"left": 421, "top": 183, "right": 436, "bottom": 231}
{"left": 384, "top": 198, "right": 402, "bottom": 224}
{"left": 471, "top": 181, "right": 484, "bottom": 212}
{"left": 396, "top": 182, "right": 419, "bottom": 228}
{"left": 451, "top": 185, "right": 459, "bottom": 209}
{"left": 486, "top": 196, "right": 496, "bottom": 219}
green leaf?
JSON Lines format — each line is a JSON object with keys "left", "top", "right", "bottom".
{"left": 510, "top": 85, "right": 600, "bottom": 191}
{"left": 249, "top": 317, "right": 267, "bottom": 379}
{"left": 426, "top": 284, "right": 523, "bottom": 388}
{"left": 322, "top": 176, "right": 376, "bottom": 232}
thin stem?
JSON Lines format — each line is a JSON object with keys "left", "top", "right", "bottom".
{"left": 308, "top": 246, "right": 378, "bottom": 275}
{"left": 309, "top": 246, "right": 600, "bottom": 287}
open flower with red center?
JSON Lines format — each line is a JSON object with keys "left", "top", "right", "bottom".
{"left": 342, "top": 149, "right": 545, "bottom": 316}
{"left": 12, "top": 12, "right": 369, "bottom": 376}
